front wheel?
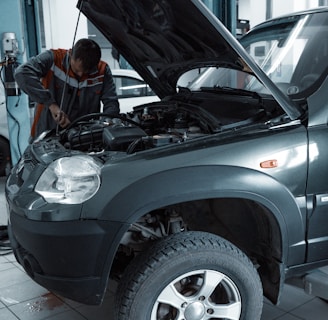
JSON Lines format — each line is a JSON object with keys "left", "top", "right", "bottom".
{"left": 116, "top": 231, "right": 263, "bottom": 320}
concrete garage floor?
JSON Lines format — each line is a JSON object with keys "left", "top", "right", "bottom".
{"left": 1, "top": 176, "right": 328, "bottom": 319}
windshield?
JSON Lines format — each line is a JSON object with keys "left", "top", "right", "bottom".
{"left": 240, "top": 11, "right": 328, "bottom": 97}
{"left": 185, "top": 67, "right": 264, "bottom": 92}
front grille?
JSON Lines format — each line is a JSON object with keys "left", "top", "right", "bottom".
{"left": 8, "top": 150, "right": 39, "bottom": 188}
{"left": 23, "top": 157, "right": 37, "bottom": 172}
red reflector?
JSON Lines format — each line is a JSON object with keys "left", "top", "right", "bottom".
{"left": 260, "top": 160, "right": 278, "bottom": 168}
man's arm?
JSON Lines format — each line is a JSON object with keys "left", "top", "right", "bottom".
{"left": 14, "top": 50, "right": 57, "bottom": 106}
{"left": 101, "top": 65, "right": 120, "bottom": 116}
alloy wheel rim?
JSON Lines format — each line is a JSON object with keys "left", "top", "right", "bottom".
{"left": 150, "top": 269, "right": 242, "bottom": 320}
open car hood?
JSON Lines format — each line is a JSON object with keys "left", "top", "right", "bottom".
{"left": 77, "top": 0, "right": 302, "bottom": 120}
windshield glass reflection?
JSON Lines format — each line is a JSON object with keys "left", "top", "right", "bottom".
{"left": 240, "top": 11, "right": 328, "bottom": 97}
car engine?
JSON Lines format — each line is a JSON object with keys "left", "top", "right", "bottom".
{"left": 59, "top": 102, "right": 216, "bottom": 154}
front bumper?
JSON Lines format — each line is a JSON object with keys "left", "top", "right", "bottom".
{"left": 8, "top": 212, "right": 124, "bottom": 305}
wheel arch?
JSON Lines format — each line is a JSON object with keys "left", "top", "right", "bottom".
{"left": 104, "top": 165, "right": 304, "bottom": 303}
{"left": 107, "top": 165, "right": 302, "bottom": 247}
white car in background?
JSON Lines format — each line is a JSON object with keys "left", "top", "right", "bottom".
{"left": 112, "top": 69, "right": 159, "bottom": 113}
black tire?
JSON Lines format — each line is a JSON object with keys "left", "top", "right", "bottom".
{"left": 0, "top": 137, "right": 10, "bottom": 176}
{"left": 116, "top": 231, "right": 263, "bottom": 320}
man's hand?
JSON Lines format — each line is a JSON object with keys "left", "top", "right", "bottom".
{"left": 49, "top": 103, "right": 71, "bottom": 128}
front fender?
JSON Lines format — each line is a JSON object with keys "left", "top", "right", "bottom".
{"left": 105, "top": 165, "right": 305, "bottom": 266}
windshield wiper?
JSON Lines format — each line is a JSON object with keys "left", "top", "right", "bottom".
{"left": 200, "top": 86, "right": 261, "bottom": 99}
{"left": 220, "top": 109, "right": 268, "bottom": 131}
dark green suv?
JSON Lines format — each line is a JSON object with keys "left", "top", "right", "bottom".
{"left": 6, "top": 1, "right": 328, "bottom": 319}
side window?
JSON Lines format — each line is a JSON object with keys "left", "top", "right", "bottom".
{"left": 113, "top": 76, "right": 155, "bottom": 98}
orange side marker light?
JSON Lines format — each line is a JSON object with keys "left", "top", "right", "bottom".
{"left": 260, "top": 159, "right": 278, "bottom": 168}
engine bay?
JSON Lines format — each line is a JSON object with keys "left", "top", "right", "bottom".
{"left": 58, "top": 96, "right": 276, "bottom": 155}
{"left": 59, "top": 102, "right": 219, "bottom": 154}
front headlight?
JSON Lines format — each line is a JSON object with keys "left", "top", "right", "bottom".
{"left": 35, "top": 155, "right": 101, "bottom": 204}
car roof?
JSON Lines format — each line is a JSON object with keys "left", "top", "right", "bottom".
{"left": 112, "top": 69, "right": 143, "bottom": 80}
{"left": 249, "top": 6, "right": 328, "bottom": 30}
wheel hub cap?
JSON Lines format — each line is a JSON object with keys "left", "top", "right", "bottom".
{"left": 184, "top": 301, "right": 205, "bottom": 320}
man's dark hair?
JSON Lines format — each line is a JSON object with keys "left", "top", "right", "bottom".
{"left": 71, "top": 38, "right": 101, "bottom": 73}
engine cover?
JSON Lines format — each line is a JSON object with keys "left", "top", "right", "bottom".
{"left": 103, "top": 126, "right": 146, "bottom": 150}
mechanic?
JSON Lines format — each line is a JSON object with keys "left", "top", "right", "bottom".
{"left": 15, "top": 38, "right": 119, "bottom": 139}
